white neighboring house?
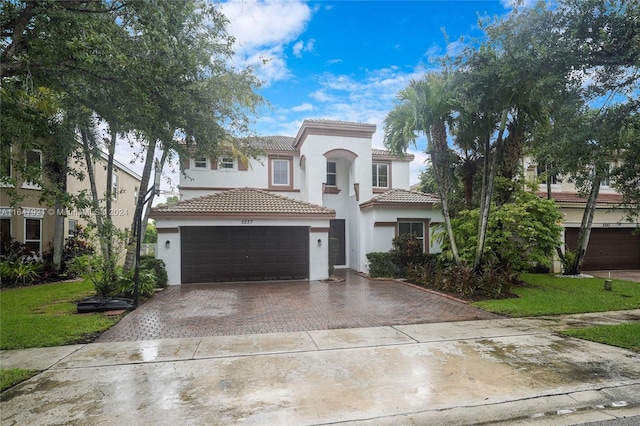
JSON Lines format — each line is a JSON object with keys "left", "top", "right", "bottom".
{"left": 151, "top": 119, "right": 443, "bottom": 285}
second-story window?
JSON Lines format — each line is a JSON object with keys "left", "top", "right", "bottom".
{"left": 537, "top": 164, "right": 559, "bottom": 186}
{"left": 372, "top": 163, "right": 389, "bottom": 188}
{"left": 112, "top": 174, "right": 119, "bottom": 201}
{"left": 194, "top": 157, "right": 207, "bottom": 168}
{"left": 221, "top": 156, "right": 235, "bottom": 169}
{"left": 326, "top": 161, "right": 337, "bottom": 186}
{"left": 272, "top": 159, "right": 290, "bottom": 186}
{"left": 23, "top": 150, "right": 42, "bottom": 188}
{"left": 600, "top": 163, "right": 611, "bottom": 187}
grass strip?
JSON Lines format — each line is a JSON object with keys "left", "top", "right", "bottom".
{"left": 1, "top": 369, "right": 39, "bottom": 392}
{"left": 561, "top": 323, "right": 640, "bottom": 352}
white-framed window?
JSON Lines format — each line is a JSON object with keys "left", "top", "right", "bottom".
{"left": 537, "top": 164, "right": 560, "bottom": 186}
{"left": 600, "top": 163, "right": 611, "bottom": 187}
{"left": 220, "top": 156, "right": 236, "bottom": 170}
{"left": 398, "top": 221, "right": 425, "bottom": 252}
{"left": 24, "top": 218, "right": 41, "bottom": 253}
{"left": 22, "top": 150, "right": 42, "bottom": 189}
{"left": 112, "top": 174, "right": 119, "bottom": 201}
{"left": 68, "top": 219, "right": 78, "bottom": 236}
{"left": 372, "top": 163, "right": 389, "bottom": 188}
{"left": 271, "top": 158, "right": 290, "bottom": 186}
{"left": 194, "top": 157, "right": 207, "bottom": 168}
{"left": 326, "top": 161, "right": 337, "bottom": 186}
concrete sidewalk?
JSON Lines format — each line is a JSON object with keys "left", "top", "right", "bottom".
{"left": 2, "top": 310, "right": 640, "bottom": 425}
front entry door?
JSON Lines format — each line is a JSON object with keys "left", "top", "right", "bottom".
{"left": 329, "top": 219, "right": 346, "bottom": 266}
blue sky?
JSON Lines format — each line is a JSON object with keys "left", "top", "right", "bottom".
{"left": 131, "top": 0, "right": 527, "bottom": 197}
{"left": 218, "top": 0, "right": 515, "bottom": 186}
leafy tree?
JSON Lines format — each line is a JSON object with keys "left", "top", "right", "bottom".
{"left": 436, "top": 189, "right": 563, "bottom": 274}
{"left": 2, "top": 1, "right": 264, "bottom": 281}
{"left": 143, "top": 223, "right": 157, "bottom": 244}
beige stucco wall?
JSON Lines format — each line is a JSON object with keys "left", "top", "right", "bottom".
{"left": 1, "top": 147, "right": 140, "bottom": 257}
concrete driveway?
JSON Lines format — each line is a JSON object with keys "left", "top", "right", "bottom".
{"left": 2, "top": 311, "right": 639, "bottom": 425}
{"left": 96, "top": 270, "right": 500, "bottom": 342}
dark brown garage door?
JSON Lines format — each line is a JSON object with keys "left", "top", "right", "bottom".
{"left": 565, "top": 228, "right": 640, "bottom": 270}
{"left": 181, "top": 226, "right": 309, "bottom": 283}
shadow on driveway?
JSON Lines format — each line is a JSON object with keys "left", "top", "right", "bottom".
{"left": 96, "top": 270, "right": 500, "bottom": 342}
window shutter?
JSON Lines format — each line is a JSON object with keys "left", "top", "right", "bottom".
{"left": 182, "top": 158, "right": 190, "bottom": 169}
{"left": 211, "top": 158, "right": 218, "bottom": 170}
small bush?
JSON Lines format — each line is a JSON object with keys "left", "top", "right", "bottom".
{"left": 390, "top": 233, "right": 427, "bottom": 276}
{"left": 366, "top": 252, "right": 400, "bottom": 278}
{"left": 140, "top": 256, "right": 168, "bottom": 288}
{"left": 113, "top": 268, "right": 156, "bottom": 300}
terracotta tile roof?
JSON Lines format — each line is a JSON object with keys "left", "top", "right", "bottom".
{"left": 537, "top": 192, "right": 623, "bottom": 204}
{"left": 151, "top": 187, "right": 335, "bottom": 217}
{"left": 247, "top": 136, "right": 296, "bottom": 151}
{"left": 360, "top": 189, "right": 440, "bottom": 209}
{"left": 372, "top": 149, "right": 415, "bottom": 160}
{"left": 303, "top": 119, "right": 377, "bottom": 128}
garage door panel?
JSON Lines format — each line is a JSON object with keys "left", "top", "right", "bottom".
{"left": 565, "top": 228, "right": 640, "bottom": 270}
{"left": 181, "top": 226, "right": 309, "bottom": 283}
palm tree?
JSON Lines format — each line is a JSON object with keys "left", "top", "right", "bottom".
{"left": 384, "top": 73, "right": 461, "bottom": 264}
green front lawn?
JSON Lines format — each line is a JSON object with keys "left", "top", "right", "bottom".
{"left": 0, "top": 280, "right": 120, "bottom": 350}
{"left": 561, "top": 323, "right": 640, "bottom": 352}
{"left": 473, "top": 273, "right": 640, "bottom": 317}
{"left": 0, "top": 369, "right": 39, "bottom": 392}
{"left": 473, "top": 273, "right": 640, "bottom": 353}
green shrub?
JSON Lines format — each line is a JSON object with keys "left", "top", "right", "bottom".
{"left": 366, "top": 252, "right": 400, "bottom": 278}
{"left": 113, "top": 269, "right": 156, "bottom": 300}
{"left": 140, "top": 256, "right": 168, "bottom": 288}
{"left": 66, "top": 254, "right": 114, "bottom": 296}
{"left": 391, "top": 233, "right": 426, "bottom": 274}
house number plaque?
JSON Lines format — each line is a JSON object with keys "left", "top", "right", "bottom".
{"left": 241, "top": 220, "right": 254, "bottom": 224}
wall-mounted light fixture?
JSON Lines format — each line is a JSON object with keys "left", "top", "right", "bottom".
{"left": 165, "top": 240, "right": 171, "bottom": 249}
{"left": 317, "top": 238, "right": 322, "bottom": 247}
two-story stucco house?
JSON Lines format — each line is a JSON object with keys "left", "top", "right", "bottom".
{"left": 523, "top": 156, "right": 640, "bottom": 272}
{"left": 1, "top": 147, "right": 141, "bottom": 257}
{"left": 152, "top": 119, "right": 443, "bottom": 284}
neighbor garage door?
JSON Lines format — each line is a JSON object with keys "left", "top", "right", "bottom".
{"left": 181, "top": 226, "right": 309, "bottom": 283}
{"left": 565, "top": 228, "right": 640, "bottom": 270}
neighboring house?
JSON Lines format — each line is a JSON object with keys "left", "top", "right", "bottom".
{"left": 152, "top": 119, "right": 443, "bottom": 284}
{"left": 523, "top": 156, "right": 640, "bottom": 271}
{"left": 0, "top": 147, "right": 141, "bottom": 257}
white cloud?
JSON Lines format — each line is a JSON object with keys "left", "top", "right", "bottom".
{"left": 221, "top": 0, "right": 312, "bottom": 84}
{"left": 291, "top": 102, "right": 314, "bottom": 112}
{"left": 501, "top": 0, "right": 538, "bottom": 8}
{"left": 292, "top": 39, "right": 315, "bottom": 58}
{"left": 326, "top": 59, "right": 342, "bottom": 65}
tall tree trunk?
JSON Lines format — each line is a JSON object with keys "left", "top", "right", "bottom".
{"left": 570, "top": 173, "right": 602, "bottom": 274}
{"left": 430, "top": 120, "right": 461, "bottom": 264}
{"left": 140, "top": 148, "right": 167, "bottom": 235}
{"left": 461, "top": 156, "right": 476, "bottom": 210}
{"left": 44, "top": 140, "right": 69, "bottom": 273}
{"left": 123, "top": 138, "right": 157, "bottom": 272}
{"left": 474, "top": 109, "right": 508, "bottom": 272}
{"left": 80, "top": 127, "right": 107, "bottom": 257}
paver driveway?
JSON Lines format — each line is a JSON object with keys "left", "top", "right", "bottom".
{"left": 96, "top": 270, "right": 500, "bottom": 342}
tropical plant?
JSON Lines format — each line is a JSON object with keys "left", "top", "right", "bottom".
{"left": 384, "top": 73, "right": 461, "bottom": 264}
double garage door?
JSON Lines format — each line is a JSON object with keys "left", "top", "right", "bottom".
{"left": 565, "top": 228, "right": 640, "bottom": 270}
{"left": 181, "top": 226, "right": 309, "bottom": 283}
